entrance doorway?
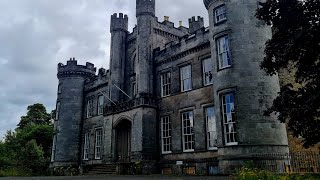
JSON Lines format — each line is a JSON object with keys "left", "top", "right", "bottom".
{"left": 115, "top": 119, "right": 131, "bottom": 162}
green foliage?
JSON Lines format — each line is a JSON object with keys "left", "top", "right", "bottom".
{"left": 0, "top": 103, "right": 54, "bottom": 177}
{"left": 18, "top": 140, "right": 47, "bottom": 175}
{"left": 234, "top": 161, "right": 320, "bottom": 180}
{"left": 256, "top": 0, "right": 320, "bottom": 147}
{"left": 17, "top": 103, "right": 52, "bottom": 130}
{"left": 49, "top": 166, "right": 79, "bottom": 176}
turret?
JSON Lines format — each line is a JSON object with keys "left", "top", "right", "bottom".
{"left": 51, "top": 58, "right": 96, "bottom": 167}
{"left": 109, "top": 13, "right": 128, "bottom": 102}
{"left": 204, "top": 0, "right": 289, "bottom": 174}
{"left": 188, "top": 16, "right": 204, "bottom": 34}
{"left": 135, "top": 0, "right": 156, "bottom": 96}
{"left": 136, "top": 0, "right": 155, "bottom": 17}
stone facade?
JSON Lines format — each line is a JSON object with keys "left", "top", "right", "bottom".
{"left": 51, "top": 0, "right": 290, "bottom": 175}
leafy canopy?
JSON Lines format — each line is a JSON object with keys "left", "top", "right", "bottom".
{"left": 17, "top": 103, "right": 52, "bottom": 129}
{"left": 256, "top": 0, "right": 320, "bottom": 147}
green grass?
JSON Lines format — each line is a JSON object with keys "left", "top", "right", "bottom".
{"left": 0, "top": 168, "right": 31, "bottom": 177}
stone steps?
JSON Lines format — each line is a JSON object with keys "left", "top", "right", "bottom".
{"left": 83, "top": 164, "right": 117, "bottom": 175}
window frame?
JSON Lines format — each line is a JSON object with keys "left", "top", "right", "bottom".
{"left": 221, "top": 92, "right": 238, "bottom": 146}
{"left": 51, "top": 135, "right": 57, "bottom": 162}
{"left": 83, "top": 133, "right": 90, "bottom": 160}
{"left": 97, "top": 95, "right": 104, "bottom": 115}
{"left": 202, "top": 58, "right": 213, "bottom": 86}
{"left": 55, "top": 101, "right": 61, "bottom": 120}
{"left": 214, "top": 5, "right": 227, "bottom": 24}
{"left": 180, "top": 65, "right": 192, "bottom": 92}
{"left": 132, "top": 81, "right": 137, "bottom": 97}
{"left": 205, "top": 106, "right": 218, "bottom": 150}
{"left": 181, "top": 111, "right": 195, "bottom": 152}
{"left": 161, "top": 116, "right": 172, "bottom": 154}
{"left": 86, "top": 98, "right": 94, "bottom": 118}
{"left": 94, "top": 129, "right": 102, "bottom": 159}
{"left": 57, "top": 83, "right": 62, "bottom": 94}
{"left": 216, "top": 35, "right": 231, "bottom": 70}
{"left": 161, "top": 72, "right": 171, "bottom": 97}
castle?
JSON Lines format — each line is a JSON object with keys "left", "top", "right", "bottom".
{"left": 51, "top": 0, "right": 289, "bottom": 175}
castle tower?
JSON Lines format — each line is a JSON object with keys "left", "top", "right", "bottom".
{"left": 136, "top": 0, "right": 155, "bottom": 96}
{"left": 188, "top": 16, "right": 204, "bottom": 34}
{"left": 110, "top": 13, "right": 128, "bottom": 102}
{"left": 203, "top": 0, "right": 289, "bottom": 173}
{"left": 51, "top": 58, "right": 96, "bottom": 167}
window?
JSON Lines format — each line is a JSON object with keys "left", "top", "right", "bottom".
{"left": 57, "top": 84, "right": 62, "bottom": 94}
{"left": 161, "top": 72, "right": 171, "bottom": 97}
{"left": 215, "top": 5, "right": 226, "bottom": 24}
{"left": 216, "top": 36, "right": 231, "bottom": 69}
{"left": 180, "top": 65, "right": 192, "bottom": 92}
{"left": 132, "top": 82, "right": 137, "bottom": 97}
{"left": 55, "top": 102, "right": 60, "bottom": 120}
{"left": 203, "top": 58, "right": 213, "bottom": 85}
{"left": 222, "top": 93, "right": 237, "bottom": 145}
{"left": 83, "top": 133, "right": 90, "bottom": 160}
{"left": 205, "top": 107, "right": 217, "bottom": 150}
{"left": 182, "top": 111, "right": 194, "bottom": 152}
{"left": 95, "top": 129, "right": 102, "bottom": 159}
{"left": 51, "top": 135, "right": 57, "bottom": 162}
{"left": 86, "top": 99, "right": 94, "bottom": 118}
{"left": 161, "top": 116, "right": 172, "bottom": 154}
{"left": 97, "top": 95, "right": 104, "bottom": 115}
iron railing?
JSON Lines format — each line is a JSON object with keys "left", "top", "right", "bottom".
{"left": 104, "top": 97, "right": 158, "bottom": 115}
{"left": 221, "top": 152, "right": 320, "bottom": 174}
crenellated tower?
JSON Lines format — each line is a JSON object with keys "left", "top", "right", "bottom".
{"left": 188, "top": 16, "right": 204, "bottom": 34}
{"left": 136, "top": 0, "right": 155, "bottom": 97}
{"left": 204, "top": 0, "right": 289, "bottom": 174}
{"left": 51, "top": 58, "right": 96, "bottom": 167}
{"left": 110, "top": 13, "right": 128, "bottom": 102}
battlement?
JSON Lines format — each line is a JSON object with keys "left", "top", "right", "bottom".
{"left": 136, "top": 0, "right": 155, "bottom": 17}
{"left": 203, "top": 0, "right": 214, "bottom": 10}
{"left": 154, "top": 27, "right": 210, "bottom": 64}
{"left": 110, "top": 13, "right": 128, "bottom": 32}
{"left": 189, "top": 16, "right": 204, "bottom": 34}
{"left": 57, "top": 57, "right": 96, "bottom": 78}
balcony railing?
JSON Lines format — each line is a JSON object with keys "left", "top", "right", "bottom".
{"left": 104, "top": 97, "right": 158, "bottom": 115}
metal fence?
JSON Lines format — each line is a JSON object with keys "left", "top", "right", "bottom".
{"left": 251, "top": 152, "right": 320, "bottom": 174}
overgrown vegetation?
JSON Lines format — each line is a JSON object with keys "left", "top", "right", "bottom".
{"left": 234, "top": 161, "right": 320, "bottom": 180}
{"left": 256, "top": 0, "right": 320, "bottom": 147}
{"left": 0, "top": 103, "right": 54, "bottom": 176}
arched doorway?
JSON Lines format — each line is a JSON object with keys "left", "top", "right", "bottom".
{"left": 115, "top": 119, "right": 131, "bottom": 163}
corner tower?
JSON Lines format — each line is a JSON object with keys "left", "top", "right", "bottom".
{"left": 136, "top": 0, "right": 155, "bottom": 96}
{"left": 204, "top": 0, "right": 289, "bottom": 173}
{"left": 110, "top": 13, "right": 128, "bottom": 102}
{"left": 51, "top": 58, "right": 96, "bottom": 167}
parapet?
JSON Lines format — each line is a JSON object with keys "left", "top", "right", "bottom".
{"left": 154, "top": 27, "right": 210, "bottom": 64}
{"left": 203, "top": 0, "right": 214, "bottom": 10}
{"left": 189, "top": 16, "right": 204, "bottom": 34}
{"left": 57, "top": 57, "right": 97, "bottom": 79}
{"left": 110, "top": 13, "right": 128, "bottom": 32}
{"left": 136, "top": 0, "right": 155, "bottom": 17}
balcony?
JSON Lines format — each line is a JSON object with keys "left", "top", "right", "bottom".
{"left": 104, "top": 97, "right": 158, "bottom": 115}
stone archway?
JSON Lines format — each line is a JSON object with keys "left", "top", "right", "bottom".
{"left": 115, "top": 119, "right": 131, "bottom": 163}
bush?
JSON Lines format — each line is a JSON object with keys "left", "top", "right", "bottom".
{"left": 0, "top": 168, "right": 31, "bottom": 177}
{"left": 234, "top": 166, "right": 320, "bottom": 180}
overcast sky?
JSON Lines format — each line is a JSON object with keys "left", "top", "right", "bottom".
{"left": 0, "top": 0, "right": 208, "bottom": 139}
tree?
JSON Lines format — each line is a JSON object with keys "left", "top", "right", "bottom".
{"left": 256, "top": 0, "right": 320, "bottom": 147}
{"left": 17, "top": 103, "right": 51, "bottom": 130}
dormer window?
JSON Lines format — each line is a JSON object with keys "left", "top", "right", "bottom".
{"left": 214, "top": 5, "right": 227, "bottom": 24}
